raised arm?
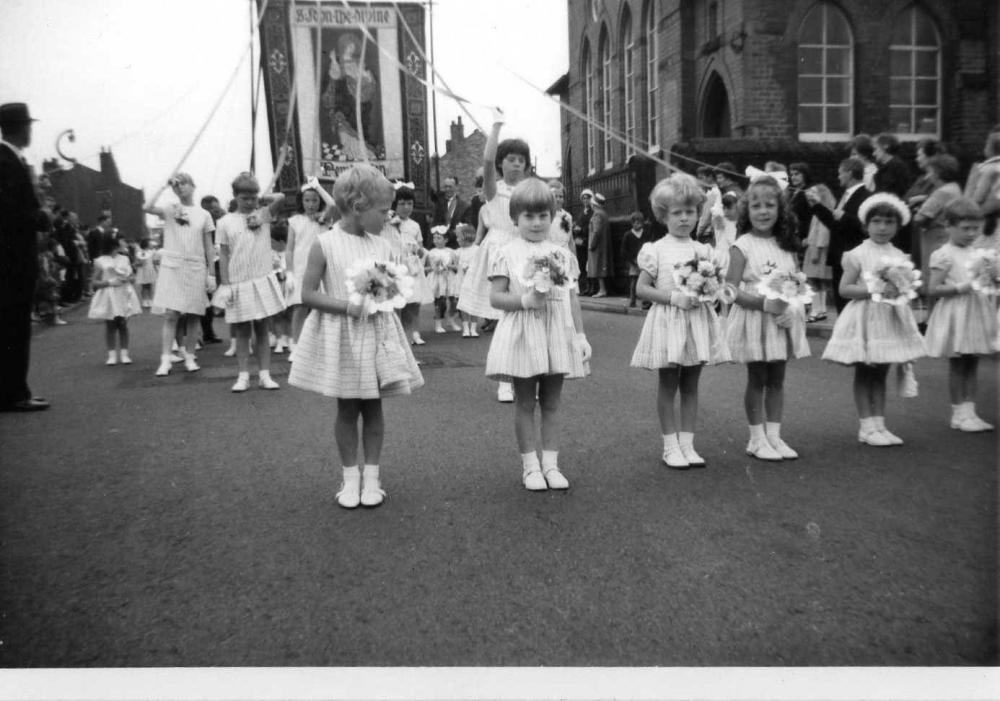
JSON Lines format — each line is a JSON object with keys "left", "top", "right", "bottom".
{"left": 482, "top": 109, "right": 504, "bottom": 202}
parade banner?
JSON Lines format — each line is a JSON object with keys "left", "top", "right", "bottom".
{"left": 257, "top": 1, "right": 431, "bottom": 208}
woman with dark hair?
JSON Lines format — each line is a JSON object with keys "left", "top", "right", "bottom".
{"left": 905, "top": 138, "right": 947, "bottom": 212}
{"left": 850, "top": 134, "right": 878, "bottom": 191}
{"left": 787, "top": 162, "right": 812, "bottom": 251}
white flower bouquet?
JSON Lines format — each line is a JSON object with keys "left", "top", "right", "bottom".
{"left": 757, "top": 265, "right": 814, "bottom": 305}
{"left": 344, "top": 258, "right": 415, "bottom": 316}
{"left": 967, "top": 248, "right": 1000, "bottom": 295}
{"left": 863, "top": 256, "right": 922, "bottom": 305}
{"left": 672, "top": 253, "right": 726, "bottom": 303}
{"left": 521, "top": 251, "right": 570, "bottom": 294}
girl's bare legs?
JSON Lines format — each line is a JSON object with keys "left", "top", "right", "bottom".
{"left": 335, "top": 398, "right": 386, "bottom": 507}
{"left": 853, "top": 364, "right": 873, "bottom": 419}
{"left": 359, "top": 399, "right": 384, "bottom": 465}
{"left": 657, "top": 368, "right": 680, "bottom": 434}
{"left": 291, "top": 304, "right": 309, "bottom": 342}
{"left": 512, "top": 376, "right": 540, "bottom": 454}
{"left": 104, "top": 320, "right": 117, "bottom": 352}
{"left": 234, "top": 321, "right": 252, "bottom": 373}
{"left": 948, "top": 357, "right": 964, "bottom": 405}
{"left": 116, "top": 317, "right": 129, "bottom": 353}
{"left": 537, "top": 374, "right": 564, "bottom": 451}
{"left": 744, "top": 362, "right": 783, "bottom": 459}
{"left": 678, "top": 365, "right": 702, "bottom": 432}
{"left": 744, "top": 362, "right": 767, "bottom": 426}
{"left": 763, "top": 361, "right": 785, "bottom": 423}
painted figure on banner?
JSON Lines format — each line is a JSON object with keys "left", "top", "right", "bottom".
{"left": 319, "top": 31, "right": 383, "bottom": 164}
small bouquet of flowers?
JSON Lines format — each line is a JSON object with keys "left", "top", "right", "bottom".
{"left": 756, "top": 264, "right": 815, "bottom": 305}
{"left": 521, "top": 251, "right": 569, "bottom": 293}
{"left": 967, "top": 248, "right": 1000, "bottom": 295}
{"left": 672, "top": 253, "right": 726, "bottom": 303}
{"left": 246, "top": 212, "right": 262, "bottom": 231}
{"left": 862, "top": 256, "right": 922, "bottom": 305}
{"left": 173, "top": 208, "right": 190, "bottom": 227}
{"left": 344, "top": 258, "right": 415, "bottom": 316}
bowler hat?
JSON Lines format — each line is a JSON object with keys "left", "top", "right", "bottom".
{"left": 0, "top": 103, "right": 37, "bottom": 127}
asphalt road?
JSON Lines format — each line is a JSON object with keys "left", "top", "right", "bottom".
{"left": 0, "top": 305, "right": 996, "bottom": 666}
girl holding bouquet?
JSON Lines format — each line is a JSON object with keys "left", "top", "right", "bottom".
{"left": 288, "top": 164, "right": 423, "bottom": 509}
{"left": 821, "top": 194, "right": 926, "bottom": 446}
{"left": 392, "top": 184, "right": 433, "bottom": 345}
{"left": 630, "top": 173, "right": 730, "bottom": 469}
{"left": 212, "top": 172, "right": 287, "bottom": 392}
{"left": 286, "top": 177, "right": 335, "bottom": 354}
{"left": 88, "top": 233, "right": 141, "bottom": 365}
{"left": 458, "top": 108, "right": 528, "bottom": 402}
{"left": 924, "top": 197, "right": 998, "bottom": 432}
{"left": 486, "top": 178, "right": 591, "bottom": 492}
{"left": 726, "top": 175, "right": 811, "bottom": 461}
{"left": 425, "top": 226, "right": 461, "bottom": 333}
{"left": 454, "top": 223, "right": 480, "bottom": 337}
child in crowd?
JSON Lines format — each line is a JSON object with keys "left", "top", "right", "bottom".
{"left": 726, "top": 175, "right": 810, "bottom": 461}
{"left": 630, "top": 174, "right": 730, "bottom": 468}
{"left": 270, "top": 233, "right": 292, "bottom": 354}
{"left": 286, "top": 176, "right": 335, "bottom": 356}
{"left": 392, "top": 184, "right": 432, "bottom": 345}
{"left": 454, "top": 223, "right": 480, "bottom": 337}
{"left": 288, "top": 164, "right": 423, "bottom": 509}
{"left": 134, "top": 238, "right": 157, "bottom": 309}
{"left": 924, "top": 197, "right": 998, "bottom": 431}
{"left": 485, "top": 178, "right": 591, "bottom": 491}
{"left": 547, "top": 179, "right": 575, "bottom": 254}
{"left": 88, "top": 232, "right": 141, "bottom": 365}
{"left": 425, "top": 225, "right": 461, "bottom": 333}
{"left": 821, "top": 194, "right": 926, "bottom": 445}
{"left": 710, "top": 192, "right": 739, "bottom": 275}
{"left": 802, "top": 184, "right": 835, "bottom": 322}
{"left": 620, "top": 211, "right": 647, "bottom": 308}
{"left": 459, "top": 108, "right": 527, "bottom": 402}
{"left": 212, "top": 172, "right": 287, "bottom": 392}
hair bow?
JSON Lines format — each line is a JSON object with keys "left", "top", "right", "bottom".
{"left": 393, "top": 181, "right": 415, "bottom": 191}
{"left": 430, "top": 225, "right": 449, "bottom": 235}
{"left": 745, "top": 166, "right": 789, "bottom": 191}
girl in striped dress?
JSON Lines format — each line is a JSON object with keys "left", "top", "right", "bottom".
{"left": 924, "top": 197, "right": 998, "bottom": 432}
{"left": 821, "top": 193, "right": 926, "bottom": 445}
{"left": 286, "top": 177, "right": 335, "bottom": 355}
{"left": 458, "top": 109, "right": 527, "bottom": 402}
{"left": 288, "top": 164, "right": 423, "bottom": 509}
{"left": 212, "top": 172, "right": 287, "bottom": 392}
{"left": 631, "top": 173, "right": 730, "bottom": 469}
{"left": 485, "top": 178, "right": 591, "bottom": 492}
{"left": 726, "top": 175, "right": 810, "bottom": 461}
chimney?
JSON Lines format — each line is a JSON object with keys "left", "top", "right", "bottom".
{"left": 444, "top": 116, "right": 465, "bottom": 154}
{"left": 99, "top": 147, "right": 121, "bottom": 185}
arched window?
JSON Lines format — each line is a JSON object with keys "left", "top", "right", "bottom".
{"left": 644, "top": 0, "right": 659, "bottom": 149}
{"left": 600, "top": 27, "right": 613, "bottom": 168}
{"left": 889, "top": 5, "right": 940, "bottom": 138}
{"left": 797, "top": 2, "right": 853, "bottom": 141}
{"left": 583, "top": 40, "right": 596, "bottom": 174}
{"left": 621, "top": 6, "right": 637, "bottom": 155}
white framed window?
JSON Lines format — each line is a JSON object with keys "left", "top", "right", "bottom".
{"left": 583, "top": 41, "right": 597, "bottom": 175}
{"left": 622, "top": 8, "right": 637, "bottom": 155}
{"left": 644, "top": 0, "right": 659, "bottom": 150}
{"left": 797, "top": 2, "right": 853, "bottom": 141}
{"left": 889, "top": 5, "right": 940, "bottom": 139}
{"left": 600, "top": 28, "right": 613, "bottom": 169}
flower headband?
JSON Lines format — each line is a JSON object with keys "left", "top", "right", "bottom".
{"left": 393, "top": 181, "right": 415, "bottom": 191}
{"left": 857, "top": 192, "right": 911, "bottom": 227}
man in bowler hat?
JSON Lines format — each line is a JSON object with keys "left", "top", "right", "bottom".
{"left": 0, "top": 102, "right": 51, "bottom": 411}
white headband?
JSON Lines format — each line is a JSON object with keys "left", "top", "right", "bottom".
{"left": 858, "top": 192, "right": 911, "bottom": 227}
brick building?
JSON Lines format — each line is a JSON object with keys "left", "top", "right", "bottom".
{"left": 42, "top": 148, "right": 145, "bottom": 238}
{"left": 432, "top": 116, "right": 488, "bottom": 203}
{"left": 558, "top": 0, "right": 1000, "bottom": 229}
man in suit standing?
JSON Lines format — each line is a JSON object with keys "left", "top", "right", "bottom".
{"left": 807, "top": 157, "right": 871, "bottom": 312}
{"left": 435, "top": 176, "right": 468, "bottom": 247}
{"left": 574, "top": 188, "right": 594, "bottom": 294}
{"left": 0, "top": 103, "right": 50, "bottom": 411}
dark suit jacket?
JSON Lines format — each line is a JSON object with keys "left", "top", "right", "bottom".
{"left": 0, "top": 143, "right": 43, "bottom": 298}
{"left": 874, "top": 157, "right": 913, "bottom": 199}
{"left": 811, "top": 186, "right": 871, "bottom": 265}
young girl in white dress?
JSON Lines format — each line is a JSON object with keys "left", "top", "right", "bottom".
{"left": 88, "top": 234, "right": 141, "bottom": 365}
{"left": 485, "top": 178, "right": 591, "bottom": 491}
{"left": 726, "top": 175, "right": 811, "bottom": 461}
{"left": 425, "top": 226, "right": 461, "bottom": 334}
{"left": 454, "top": 223, "right": 480, "bottom": 337}
{"left": 821, "top": 194, "right": 926, "bottom": 445}
{"left": 288, "top": 164, "right": 423, "bottom": 509}
{"left": 134, "top": 238, "right": 157, "bottom": 309}
{"left": 212, "top": 172, "right": 287, "bottom": 392}
{"left": 924, "top": 197, "right": 998, "bottom": 432}
{"left": 631, "top": 173, "right": 731, "bottom": 469}
{"left": 458, "top": 109, "right": 528, "bottom": 402}
{"left": 143, "top": 172, "right": 216, "bottom": 376}
{"left": 286, "top": 176, "right": 335, "bottom": 355}
{"left": 392, "top": 185, "right": 433, "bottom": 345}
{"left": 801, "top": 183, "right": 836, "bottom": 322}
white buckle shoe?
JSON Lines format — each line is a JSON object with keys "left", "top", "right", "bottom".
{"left": 119, "top": 351, "right": 132, "bottom": 365}
{"left": 155, "top": 358, "right": 171, "bottom": 376}
{"left": 184, "top": 355, "right": 200, "bottom": 372}
{"left": 543, "top": 467, "right": 569, "bottom": 490}
{"left": 258, "top": 374, "right": 280, "bottom": 390}
{"left": 747, "top": 438, "right": 782, "bottom": 461}
{"left": 231, "top": 375, "right": 250, "bottom": 392}
{"left": 679, "top": 443, "right": 706, "bottom": 467}
{"left": 336, "top": 476, "right": 361, "bottom": 509}
{"left": 360, "top": 473, "right": 386, "bottom": 507}
{"left": 523, "top": 469, "right": 547, "bottom": 491}
{"left": 878, "top": 428, "right": 904, "bottom": 445}
{"left": 411, "top": 332, "right": 426, "bottom": 346}
{"left": 858, "top": 428, "right": 893, "bottom": 446}
{"left": 662, "top": 445, "right": 690, "bottom": 469}
{"left": 767, "top": 435, "right": 799, "bottom": 459}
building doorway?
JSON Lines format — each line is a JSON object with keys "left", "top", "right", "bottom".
{"left": 701, "top": 73, "right": 731, "bottom": 138}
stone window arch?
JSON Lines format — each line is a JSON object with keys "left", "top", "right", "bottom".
{"left": 797, "top": 1, "right": 854, "bottom": 141}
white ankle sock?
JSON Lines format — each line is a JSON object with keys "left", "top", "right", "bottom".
{"left": 662, "top": 433, "right": 679, "bottom": 451}
{"left": 521, "top": 452, "right": 540, "bottom": 471}
{"left": 363, "top": 463, "right": 379, "bottom": 481}
{"left": 860, "top": 416, "right": 874, "bottom": 432}
{"left": 872, "top": 416, "right": 886, "bottom": 430}
{"left": 678, "top": 431, "right": 694, "bottom": 447}
{"left": 748, "top": 424, "right": 765, "bottom": 441}
{"left": 541, "top": 450, "right": 558, "bottom": 470}
{"left": 342, "top": 465, "right": 360, "bottom": 480}
{"left": 765, "top": 421, "right": 782, "bottom": 438}
{"left": 259, "top": 370, "right": 272, "bottom": 380}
